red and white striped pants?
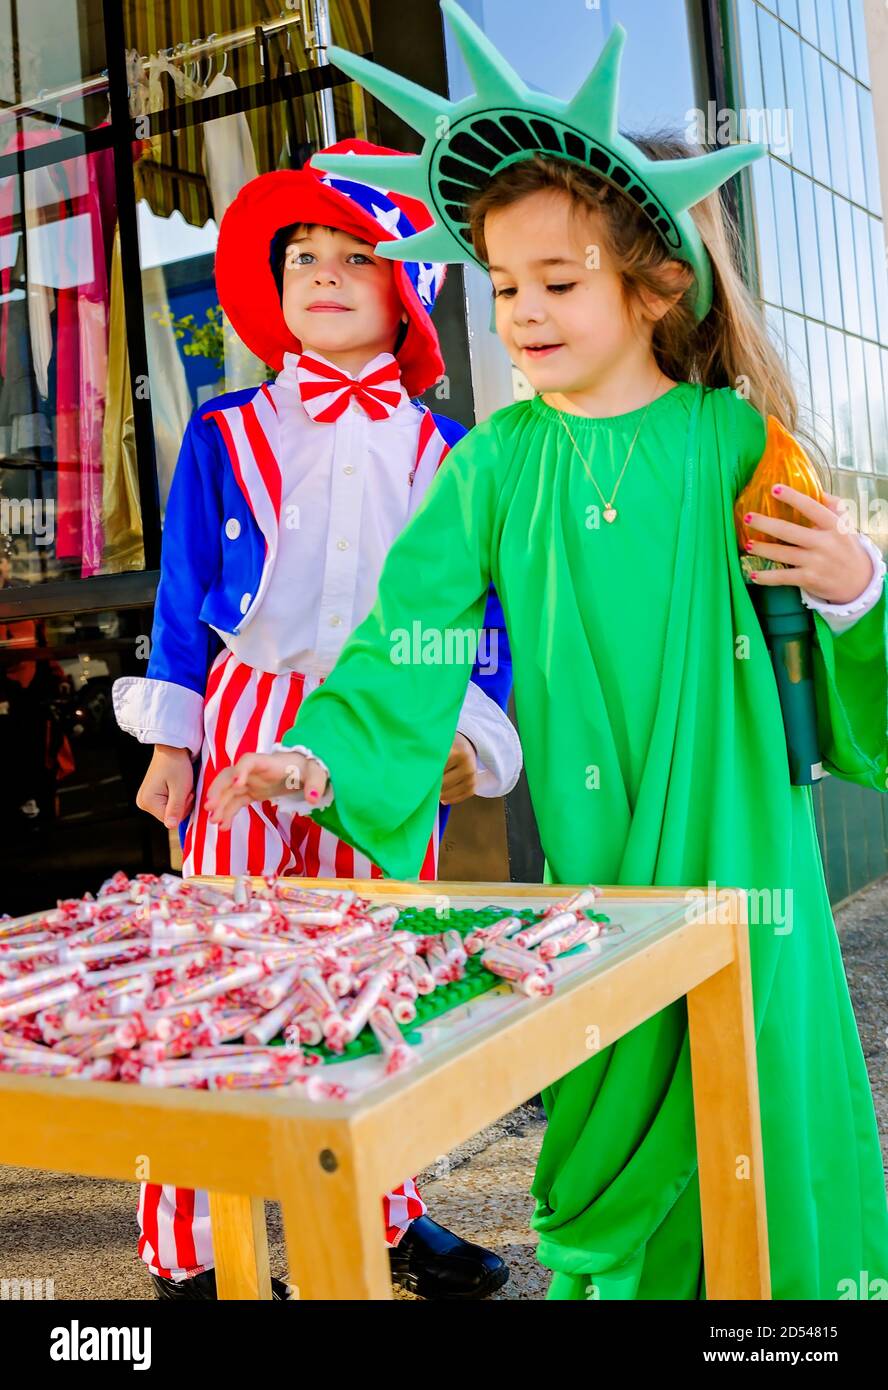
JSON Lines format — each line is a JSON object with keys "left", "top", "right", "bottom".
{"left": 138, "top": 649, "right": 433, "bottom": 1281}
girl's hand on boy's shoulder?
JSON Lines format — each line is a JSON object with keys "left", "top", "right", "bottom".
{"left": 743, "top": 485, "right": 874, "bottom": 605}
{"left": 440, "top": 732, "right": 478, "bottom": 806}
{"left": 206, "top": 750, "right": 328, "bottom": 831}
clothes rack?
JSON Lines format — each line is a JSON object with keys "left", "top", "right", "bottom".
{"left": 0, "top": 6, "right": 334, "bottom": 131}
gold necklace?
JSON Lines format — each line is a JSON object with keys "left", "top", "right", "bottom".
{"left": 548, "top": 385, "right": 667, "bottom": 523}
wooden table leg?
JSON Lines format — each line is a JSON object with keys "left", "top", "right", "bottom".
{"left": 208, "top": 1192, "right": 273, "bottom": 1300}
{"left": 277, "top": 1121, "right": 393, "bottom": 1300}
{"left": 686, "top": 890, "right": 771, "bottom": 1299}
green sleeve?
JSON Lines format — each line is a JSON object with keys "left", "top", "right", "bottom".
{"left": 727, "top": 391, "right": 768, "bottom": 494}
{"left": 281, "top": 416, "right": 503, "bottom": 877}
{"left": 811, "top": 581, "right": 888, "bottom": 792}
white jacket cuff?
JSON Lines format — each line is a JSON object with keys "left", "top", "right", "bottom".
{"left": 112, "top": 677, "right": 204, "bottom": 758}
{"left": 456, "top": 680, "right": 523, "bottom": 798}
{"left": 269, "top": 742, "right": 336, "bottom": 813}
{"left": 801, "top": 533, "right": 886, "bottom": 635}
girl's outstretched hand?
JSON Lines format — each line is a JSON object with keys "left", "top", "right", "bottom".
{"left": 206, "top": 750, "right": 329, "bottom": 831}
{"left": 744, "top": 485, "right": 874, "bottom": 604}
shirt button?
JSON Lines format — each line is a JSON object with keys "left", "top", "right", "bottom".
{"left": 240, "top": 592, "right": 252, "bottom": 615}
{"left": 225, "top": 518, "right": 241, "bottom": 540}
{"left": 343, "top": 464, "right": 355, "bottom": 475}
{"left": 329, "top": 614, "right": 342, "bottom": 627}
{"left": 337, "top": 538, "right": 349, "bottom": 551}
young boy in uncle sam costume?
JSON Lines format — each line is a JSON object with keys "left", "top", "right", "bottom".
{"left": 112, "top": 140, "right": 522, "bottom": 1301}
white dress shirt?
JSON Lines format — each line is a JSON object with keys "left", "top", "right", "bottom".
{"left": 228, "top": 352, "right": 427, "bottom": 677}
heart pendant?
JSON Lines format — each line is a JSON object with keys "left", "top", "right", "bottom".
{"left": 603, "top": 507, "right": 617, "bottom": 523}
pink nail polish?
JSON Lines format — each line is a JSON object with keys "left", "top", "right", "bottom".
{"left": 750, "top": 573, "right": 759, "bottom": 581}
{"left": 743, "top": 512, "right": 752, "bottom": 523}
{"left": 772, "top": 485, "right": 782, "bottom": 494}
{"left": 745, "top": 540, "right": 753, "bottom": 550}
{"left": 307, "top": 789, "right": 319, "bottom": 801}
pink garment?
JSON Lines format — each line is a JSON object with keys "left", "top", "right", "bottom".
{"left": 54, "top": 141, "right": 116, "bottom": 574}
{"left": 55, "top": 261, "right": 80, "bottom": 563}
{"left": 0, "top": 128, "right": 116, "bottom": 572}
{"left": 0, "top": 129, "right": 82, "bottom": 563}
{"left": 76, "top": 145, "right": 115, "bottom": 576}
{"left": 0, "top": 128, "right": 86, "bottom": 566}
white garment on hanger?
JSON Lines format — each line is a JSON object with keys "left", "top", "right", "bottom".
{"left": 200, "top": 72, "right": 259, "bottom": 223}
{"left": 200, "top": 72, "right": 265, "bottom": 393}
{"left": 141, "top": 266, "right": 192, "bottom": 514}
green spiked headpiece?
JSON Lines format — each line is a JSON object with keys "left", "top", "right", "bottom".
{"left": 313, "top": 0, "right": 767, "bottom": 321}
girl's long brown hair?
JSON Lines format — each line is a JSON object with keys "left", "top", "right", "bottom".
{"left": 466, "top": 138, "right": 827, "bottom": 474}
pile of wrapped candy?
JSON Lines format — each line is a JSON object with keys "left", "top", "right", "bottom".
{"left": 0, "top": 873, "right": 604, "bottom": 1096}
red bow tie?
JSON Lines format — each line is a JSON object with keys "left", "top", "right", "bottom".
{"left": 295, "top": 353, "right": 405, "bottom": 423}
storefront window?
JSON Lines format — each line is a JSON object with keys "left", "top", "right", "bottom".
{"left": 0, "top": 3, "right": 120, "bottom": 586}
{"left": 0, "top": 0, "right": 372, "bottom": 588}
{"left": 121, "top": 0, "right": 374, "bottom": 517}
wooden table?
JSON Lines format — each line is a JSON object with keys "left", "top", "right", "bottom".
{"left": 0, "top": 878, "right": 770, "bottom": 1300}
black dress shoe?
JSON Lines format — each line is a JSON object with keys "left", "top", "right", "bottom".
{"left": 150, "top": 1269, "right": 293, "bottom": 1300}
{"left": 388, "top": 1216, "right": 509, "bottom": 1300}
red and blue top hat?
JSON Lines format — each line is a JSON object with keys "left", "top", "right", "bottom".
{"left": 215, "top": 139, "right": 447, "bottom": 398}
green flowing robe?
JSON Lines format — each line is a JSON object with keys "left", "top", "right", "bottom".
{"left": 283, "top": 382, "right": 888, "bottom": 1299}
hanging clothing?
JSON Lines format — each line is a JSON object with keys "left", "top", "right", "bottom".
{"left": 100, "top": 225, "right": 144, "bottom": 572}
{"left": 279, "top": 382, "right": 888, "bottom": 1299}
{"left": 201, "top": 71, "right": 259, "bottom": 222}
{"left": 38, "top": 137, "right": 117, "bottom": 574}
{"left": 199, "top": 71, "right": 265, "bottom": 393}
{"left": 75, "top": 146, "right": 114, "bottom": 576}
{"left": 0, "top": 127, "right": 65, "bottom": 465}
{"left": 140, "top": 263, "right": 192, "bottom": 517}
{"left": 0, "top": 251, "right": 55, "bottom": 461}
{"left": 135, "top": 56, "right": 210, "bottom": 233}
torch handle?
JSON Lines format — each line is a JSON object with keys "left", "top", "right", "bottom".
{"left": 750, "top": 584, "right": 823, "bottom": 786}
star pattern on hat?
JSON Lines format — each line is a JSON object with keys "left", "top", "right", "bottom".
{"left": 417, "top": 262, "right": 436, "bottom": 305}
{"left": 371, "top": 202, "right": 404, "bottom": 238}
{"left": 311, "top": 165, "right": 445, "bottom": 319}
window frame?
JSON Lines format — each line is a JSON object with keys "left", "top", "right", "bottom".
{"left": 0, "top": 0, "right": 364, "bottom": 621}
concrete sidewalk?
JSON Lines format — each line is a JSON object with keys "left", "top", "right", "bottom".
{"left": 1, "top": 876, "right": 885, "bottom": 1301}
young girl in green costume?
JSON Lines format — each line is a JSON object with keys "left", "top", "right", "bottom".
{"left": 206, "top": 8, "right": 888, "bottom": 1300}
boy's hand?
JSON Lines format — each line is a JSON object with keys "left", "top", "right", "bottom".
{"left": 744, "top": 485, "right": 874, "bottom": 604}
{"left": 206, "top": 750, "right": 329, "bottom": 831}
{"left": 440, "top": 732, "right": 478, "bottom": 806}
{"left": 136, "top": 745, "right": 195, "bottom": 830}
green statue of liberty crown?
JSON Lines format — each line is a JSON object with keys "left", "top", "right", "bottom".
{"left": 313, "top": 0, "right": 767, "bottom": 321}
